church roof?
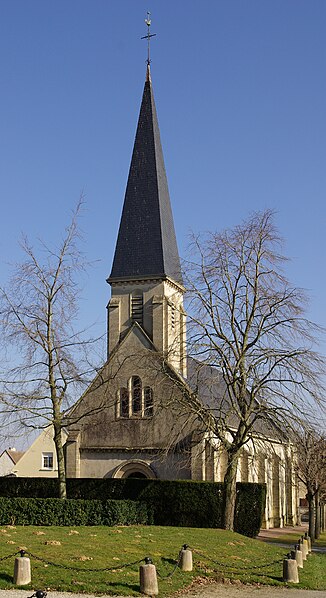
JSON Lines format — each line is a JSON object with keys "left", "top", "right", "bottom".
{"left": 186, "top": 357, "right": 288, "bottom": 442}
{"left": 108, "top": 65, "right": 183, "bottom": 286}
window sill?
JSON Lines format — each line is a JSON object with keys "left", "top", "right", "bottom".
{"left": 117, "top": 415, "right": 153, "bottom": 420}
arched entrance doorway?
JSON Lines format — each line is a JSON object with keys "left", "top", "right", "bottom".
{"left": 111, "top": 460, "right": 156, "bottom": 479}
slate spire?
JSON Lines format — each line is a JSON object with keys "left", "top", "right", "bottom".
{"left": 108, "top": 65, "right": 183, "bottom": 286}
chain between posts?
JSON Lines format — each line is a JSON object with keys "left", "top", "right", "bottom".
{"left": 0, "top": 544, "right": 287, "bottom": 576}
{"left": 0, "top": 547, "right": 185, "bottom": 579}
{"left": 191, "top": 547, "right": 285, "bottom": 571}
{"left": 156, "top": 547, "right": 184, "bottom": 579}
{"left": 0, "top": 552, "right": 18, "bottom": 562}
{"left": 27, "top": 551, "right": 144, "bottom": 572}
{"left": 1, "top": 549, "right": 144, "bottom": 573}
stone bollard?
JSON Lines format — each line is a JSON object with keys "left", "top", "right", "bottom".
{"left": 139, "top": 557, "right": 159, "bottom": 596}
{"left": 291, "top": 546, "right": 303, "bottom": 569}
{"left": 283, "top": 554, "right": 299, "bottom": 583}
{"left": 13, "top": 550, "right": 31, "bottom": 586}
{"left": 299, "top": 539, "right": 307, "bottom": 560}
{"left": 305, "top": 532, "right": 312, "bottom": 553}
{"left": 179, "top": 545, "right": 193, "bottom": 572}
{"left": 303, "top": 538, "right": 309, "bottom": 556}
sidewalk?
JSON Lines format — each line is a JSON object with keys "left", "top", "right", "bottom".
{"left": 258, "top": 523, "right": 326, "bottom": 554}
{"left": 258, "top": 523, "right": 308, "bottom": 541}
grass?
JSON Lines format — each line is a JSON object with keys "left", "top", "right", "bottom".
{"left": 0, "top": 524, "right": 325, "bottom": 595}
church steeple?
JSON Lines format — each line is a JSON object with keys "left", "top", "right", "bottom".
{"left": 107, "top": 56, "right": 186, "bottom": 378}
{"left": 108, "top": 65, "right": 182, "bottom": 286}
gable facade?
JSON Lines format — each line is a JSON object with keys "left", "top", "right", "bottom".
{"left": 0, "top": 449, "right": 25, "bottom": 476}
{"left": 66, "top": 324, "right": 194, "bottom": 481}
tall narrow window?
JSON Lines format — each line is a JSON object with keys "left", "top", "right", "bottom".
{"left": 120, "top": 387, "right": 129, "bottom": 418}
{"left": 132, "top": 376, "right": 142, "bottom": 414}
{"left": 131, "top": 293, "right": 143, "bottom": 325}
{"left": 144, "top": 386, "right": 154, "bottom": 417}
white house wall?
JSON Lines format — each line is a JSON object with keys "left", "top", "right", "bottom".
{"left": 0, "top": 453, "right": 15, "bottom": 476}
{"left": 12, "top": 427, "right": 67, "bottom": 478}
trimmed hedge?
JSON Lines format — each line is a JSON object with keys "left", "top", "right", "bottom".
{"left": 0, "top": 478, "right": 266, "bottom": 536}
{"left": 234, "top": 482, "right": 267, "bottom": 537}
{"left": 0, "top": 477, "right": 60, "bottom": 498}
{"left": 68, "top": 478, "right": 225, "bottom": 528}
{"left": 0, "top": 497, "right": 153, "bottom": 526}
{"left": 139, "top": 479, "right": 225, "bottom": 528}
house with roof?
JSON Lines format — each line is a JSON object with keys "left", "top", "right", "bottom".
{"left": 64, "top": 61, "right": 299, "bottom": 529}
{"left": 0, "top": 426, "right": 67, "bottom": 478}
{"left": 0, "top": 448, "right": 25, "bottom": 476}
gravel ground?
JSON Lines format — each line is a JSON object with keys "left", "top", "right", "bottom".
{"left": 184, "top": 583, "right": 326, "bottom": 598}
{"left": 0, "top": 585, "right": 325, "bottom": 598}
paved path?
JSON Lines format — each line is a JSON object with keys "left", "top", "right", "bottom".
{"left": 0, "top": 586, "right": 325, "bottom": 598}
{"left": 258, "top": 524, "right": 309, "bottom": 542}
{"left": 258, "top": 524, "right": 326, "bottom": 553}
{"left": 184, "top": 584, "right": 326, "bottom": 598}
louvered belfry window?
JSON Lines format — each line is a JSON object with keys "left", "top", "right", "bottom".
{"left": 171, "top": 303, "right": 176, "bottom": 330}
{"left": 131, "top": 293, "right": 143, "bottom": 324}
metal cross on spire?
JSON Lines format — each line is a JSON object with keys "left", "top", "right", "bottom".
{"left": 141, "top": 12, "right": 156, "bottom": 65}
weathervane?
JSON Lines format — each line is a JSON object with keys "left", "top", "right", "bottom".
{"left": 141, "top": 12, "right": 156, "bottom": 65}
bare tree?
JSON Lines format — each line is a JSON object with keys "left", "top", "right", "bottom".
{"left": 181, "top": 209, "right": 325, "bottom": 530}
{"left": 294, "top": 427, "right": 326, "bottom": 541}
{"left": 0, "top": 199, "right": 97, "bottom": 498}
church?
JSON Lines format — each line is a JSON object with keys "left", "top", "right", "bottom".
{"left": 65, "top": 62, "right": 299, "bottom": 530}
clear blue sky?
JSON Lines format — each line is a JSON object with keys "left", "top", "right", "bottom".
{"left": 0, "top": 1, "right": 325, "bottom": 351}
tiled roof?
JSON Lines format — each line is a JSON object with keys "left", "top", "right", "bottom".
{"left": 7, "top": 450, "right": 25, "bottom": 464}
{"left": 108, "top": 66, "right": 182, "bottom": 285}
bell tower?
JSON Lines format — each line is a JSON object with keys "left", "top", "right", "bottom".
{"left": 107, "top": 60, "right": 186, "bottom": 378}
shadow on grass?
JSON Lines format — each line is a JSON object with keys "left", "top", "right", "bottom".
{"left": 161, "top": 557, "right": 178, "bottom": 565}
{"left": 250, "top": 572, "right": 284, "bottom": 582}
{"left": 0, "top": 574, "right": 13, "bottom": 583}
{"left": 260, "top": 575, "right": 283, "bottom": 582}
{"left": 259, "top": 537, "right": 298, "bottom": 547}
{"left": 107, "top": 581, "right": 140, "bottom": 593}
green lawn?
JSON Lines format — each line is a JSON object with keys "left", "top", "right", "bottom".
{"left": 0, "top": 525, "right": 325, "bottom": 595}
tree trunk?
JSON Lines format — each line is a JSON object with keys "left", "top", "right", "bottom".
{"left": 322, "top": 503, "right": 326, "bottom": 532}
{"left": 307, "top": 492, "right": 315, "bottom": 542}
{"left": 223, "top": 451, "right": 239, "bottom": 530}
{"left": 53, "top": 422, "right": 67, "bottom": 499}
{"left": 315, "top": 490, "right": 321, "bottom": 540}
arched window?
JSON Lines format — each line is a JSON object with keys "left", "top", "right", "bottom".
{"left": 120, "top": 387, "right": 129, "bottom": 418}
{"left": 117, "top": 377, "right": 154, "bottom": 419}
{"left": 132, "top": 376, "right": 142, "bottom": 414}
{"left": 144, "top": 386, "right": 154, "bottom": 417}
